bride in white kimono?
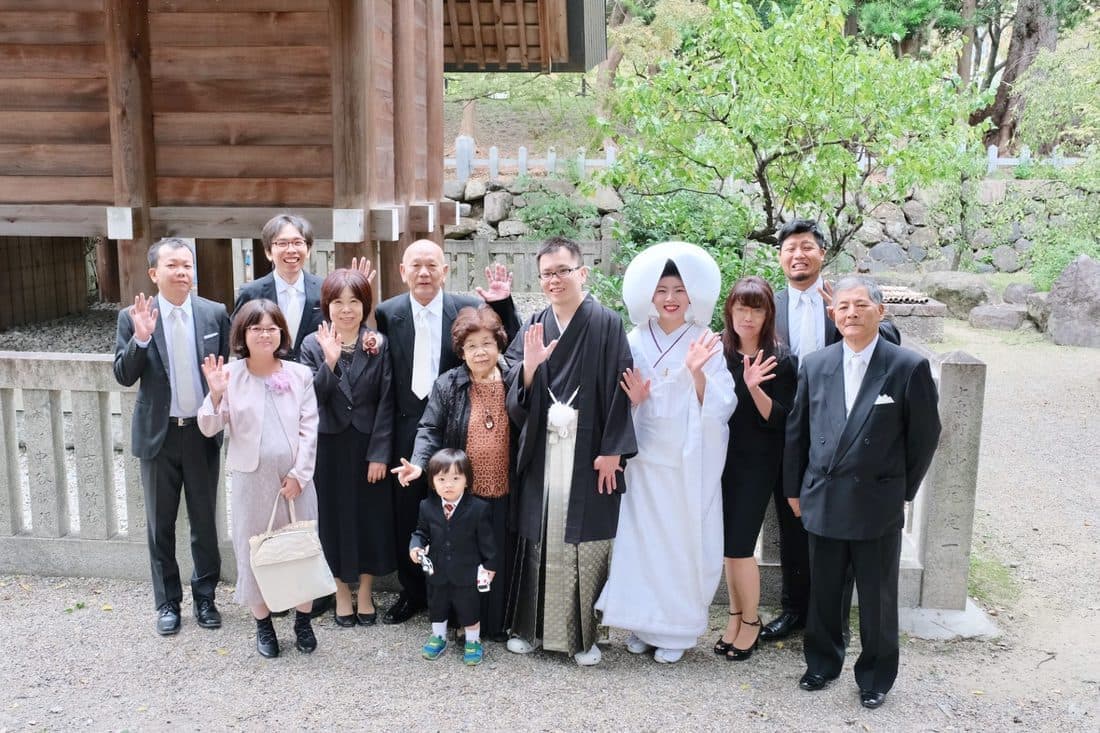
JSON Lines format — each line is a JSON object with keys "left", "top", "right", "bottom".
{"left": 595, "top": 241, "right": 737, "bottom": 663}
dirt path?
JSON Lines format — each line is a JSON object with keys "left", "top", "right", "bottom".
{"left": 1, "top": 322, "right": 1098, "bottom": 731}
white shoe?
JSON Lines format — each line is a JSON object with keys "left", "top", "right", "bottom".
{"left": 506, "top": 637, "right": 538, "bottom": 654}
{"left": 574, "top": 644, "right": 603, "bottom": 666}
{"left": 654, "top": 648, "right": 685, "bottom": 664}
{"left": 625, "top": 633, "right": 652, "bottom": 654}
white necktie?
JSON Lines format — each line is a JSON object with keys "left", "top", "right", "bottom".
{"left": 798, "top": 291, "right": 817, "bottom": 358}
{"left": 844, "top": 354, "right": 866, "bottom": 417}
{"left": 284, "top": 287, "right": 301, "bottom": 345}
{"left": 411, "top": 308, "right": 433, "bottom": 399}
{"left": 171, "top": 307, "right": 197, "bottom": 414}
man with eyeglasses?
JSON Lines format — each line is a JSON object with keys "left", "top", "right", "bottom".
{"left": 233, "top": 214, "right": 324, "bottom": 362}
{"left": 761, "top": 219, "right": 901, "bottom": 644}
{"left": 502, "top": 236, "right": 637, "bottom": 666}
{"left": 114, "top": 238, "right": 231, "bottom": 637}
{"left": 374, "top": 239, "right": 520, "bottom": 625}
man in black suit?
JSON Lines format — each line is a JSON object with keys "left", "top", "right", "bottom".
{"left": 114, "top": 238, "right": 231, "bottom": 636}
{"left": 785, "top": 276, "right": 940, "bottom": 709}
{"left": 763, "top": 219, "right": 902, "bottom": 641}
{"left": 375, "top": 239, "right": 519, "bottom": 624}
{"left": 233, "top": 214, "right": 324, "bottom": 361}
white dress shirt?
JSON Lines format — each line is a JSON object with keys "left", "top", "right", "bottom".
{"left": 156, "top": 293, "right": 204, "bottom": 418}
{"left": 842, "top": 334, "right": 879, "bottom": 417}
{"left": 410, "top": 290, "right": 444, "bottom": 379}
{"left": 787, "top": 278, "right": 825, "bottom": 357}
{"left": 273, "top": 271, "right": 306, "bottom": 333}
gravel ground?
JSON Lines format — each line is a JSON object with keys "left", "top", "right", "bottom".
{"left": 1, "top": 313, "right": 1098, "bottom": 731}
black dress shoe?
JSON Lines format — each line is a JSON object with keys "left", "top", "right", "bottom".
{"left": 294, "top": 611, "right": 317, "bottom": 654}
{"left": 760, "top": 611, "right": 805, "bottom": 641}
{"left": 193, "top": 598, "right": 222, "bottom": 629}
{"left": 860, "top": 691, "right": 887, "bottom": 709}
{"left": 798, "top": 671, "right": 838, "bottom": 691}
{"left": 333, "top": 611, "right": 358, "bottom": 628}
{"left": 155, "top": 602, "right": 181, "bottom": 636}
{"left": 356, "top": 612, "right": 377, "bottom": 626}
{"left": 255, "top": 616, "right": 280, "bottom": 658}
{"left": 382, "top": 596, "right": 424, "bottom": 625}
{"left": 727, "top": 617, "right": 762, "bottom": 661}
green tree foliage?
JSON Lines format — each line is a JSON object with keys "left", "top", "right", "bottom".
{"left": 601, "top": 0, "right": 982, "bottom": 260}
{"left": 1015, "top": 15, "right": 1100, "bottom": 153}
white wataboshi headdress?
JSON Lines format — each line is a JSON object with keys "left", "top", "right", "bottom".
{"left": 621, "top": 241, "right": 722, "bottom": 327}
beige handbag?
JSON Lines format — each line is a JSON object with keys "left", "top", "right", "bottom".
{"left": 249, "top": 493, "right": 336, "bottom": 612}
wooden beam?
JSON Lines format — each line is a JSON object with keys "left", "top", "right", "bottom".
{"left": 446, "top": 0, "right": 465, "bottom": 66}
{"left": 547, "top": 0, "right": 568, "bottom": 62}
{"left": 104, "top": 0, "right": 156, "bottom": 304}
{"left": 95, "top": 237, "right": 119, "bottom": 303}
{"left": 0, "top": 11, "right": 104, "bottom": 44}
{"left": 153, "top": 113, "right": 332, "bottom": 146}
{"left": 152, "top": 78, "right": 331, "bottom": 113}
{"left": 537, "top": 0, "right": 551, "bottom": 69}
{"left": 468, "top": 0, "right": 486, "bottom": 69}
{"left": 195, "top": 239, "right": 235, "bottom": 312}
{"left": 155, "top": 145, "right": 333, "bottom": 178}
{"left": 150, "top": 0, "right": 326, "bottom": 10}
{"left": 0, "top": 44, "right": 105, "bottom": 79}
{"left": 0, "top": 205, "right": 107, "bottom": 236}
{"left": 148, "top": 11, "right": 329, "bottom": 46}
{"left": 407, "top": 203, "right": 435, "bottom": 233}
{"left": 426, "top": 0, "right": 444, "bottom": 243}
{"left": 0, "top": 176, "right": 112, "bottom": 204}
{"left": 438, "top": 199, "right": 460, "bottom": 226}
{"left": 369, "top": 207, "right": 401, "bottom": 242}
{"left": 155, "top": 178, "right": 333, "bottom": 207}
{"left": 0, "top": 144, "right": 111, "bottom": 176}
{"left": 491, "top": 0, "right": 507, "bottom": 66}
{"left": 515, "top": 0, "right": 529, "bottom": 68}
{"left": 0, "top": 78, "right": 107, "bottom": 111}
{"left": 0, "top": 111, "right": 110, "bottom": 144}
{"left": 330, "top": 0, "right": 376, "bottom": 274}
{"left": 150, "top": 206, "right": 333, "bottom": 239}
{"left": 151, "top": 46, "right": 331, "bottom": 80}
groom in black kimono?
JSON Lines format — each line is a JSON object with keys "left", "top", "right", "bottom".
{"left": 503, "top": 237, "right": 637, "bottom": 666}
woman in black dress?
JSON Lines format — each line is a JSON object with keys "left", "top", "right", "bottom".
{"left": 300, "top": 269, "right": 395, "bottom": 627}
{"left": 716, "top": 276, "right": 798, "bottom": 661}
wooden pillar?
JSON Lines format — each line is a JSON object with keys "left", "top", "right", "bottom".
{"left": 330, "top": 0, "right": 378, "bottom": 279}
{"left": 252, "top": 240, "right": 273, "bottom": 279}
{"left": 426, "top": 0, "right": 444, "bottom": 240}
{"left": 95, "top": 238, "right": 120, "bottom": 303}
{"left": 195, "top": 239, "right": 235, "bottom": 312}
{"left": 104, "top": 1, "right": 156, "bottom": 303}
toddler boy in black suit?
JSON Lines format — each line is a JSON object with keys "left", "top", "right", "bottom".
{"left": 410, "top": 449, "right": 497, "bottom": 665}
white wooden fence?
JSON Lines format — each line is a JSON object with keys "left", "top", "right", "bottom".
{"left": 985, "top": 144, "right": 1081, "bottom": 174}
{"left": 445, "top": 135, "right": 617, "bottom": 183}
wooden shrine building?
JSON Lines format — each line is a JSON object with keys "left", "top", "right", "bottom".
{"left": 0, "top": 0, "right": 605, "bottom": 328}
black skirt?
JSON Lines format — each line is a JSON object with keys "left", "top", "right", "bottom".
{"left": 315, "top": 426, "right": 397, "bottom": 581}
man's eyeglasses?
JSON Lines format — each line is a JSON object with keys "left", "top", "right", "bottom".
{"left": 271, "top": 239, "right": 308, "bottom": 249}
{"left": 538, "top": 266, "right": 582, "bottom": 281}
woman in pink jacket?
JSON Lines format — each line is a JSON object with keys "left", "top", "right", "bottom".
{"left": 198, "top": 299, "right": 320, "bottom": 659}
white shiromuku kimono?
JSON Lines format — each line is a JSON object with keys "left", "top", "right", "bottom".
{"left": 595, "top": 319, "right": 736, "bottom": 650}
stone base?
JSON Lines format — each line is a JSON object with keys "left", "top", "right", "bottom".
{"left": 899, "top": 599, "right": 1002, "bottom": 640}
{"left": 969, "top": 303, "right": 1027, "bottom": 330}
{"left": 887, "top": 299, "right": 947, "bottom": 343}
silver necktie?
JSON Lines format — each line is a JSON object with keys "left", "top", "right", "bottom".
{"left": 411, "top": 308, "right": 433, "bottom": 399}
{"left": 171, "top": 307, "right": 197, "bottom": 414}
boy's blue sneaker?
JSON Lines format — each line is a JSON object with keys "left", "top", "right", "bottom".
{"left": 463, "top": 640, "right": 484, "bottom": 666}
{"left": 422, "top": 635, "right": 447, "bottom": 660}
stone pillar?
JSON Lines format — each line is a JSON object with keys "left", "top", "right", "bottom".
{"left": 918, "top": 351, "right": 986, "bottom": 610}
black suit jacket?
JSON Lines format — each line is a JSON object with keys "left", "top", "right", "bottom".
{"left": 233, "top": 271, "right": 324, "bottom": 361}
{"left": 774, "top": 287, "right": 900, "bottom": 350}
{"left": 113, "top": 295, "right": 230, "bottom": 459}
{"left": 783, "top": 338, "right": 941, "bottom": 541}
{"left": 410, "top": 496, "right": 497, "bottom": 586}
{"left": 375, "top": 292, "right": 519, "bottom": 461}
{"left": 299, "top": 326, "right": 395, "bottom": 464}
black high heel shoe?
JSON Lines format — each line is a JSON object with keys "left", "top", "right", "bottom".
{"left": 333, "top": 608, "right": 358, "bottom": 627}
{"left": 727, "top": 617, "right": 762, "bottom": 661}
{"left": 713, "top": 610, "right": 741, "bottom": 655}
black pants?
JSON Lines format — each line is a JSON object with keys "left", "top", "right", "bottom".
{"left": 772, "top": 484, "right": 854, "bottom": 620}
{"left": 804, "top": 530, "right": 902, "bottom": 694}
{"left": 140, "top": 423, "right": 221, "bottom": 609}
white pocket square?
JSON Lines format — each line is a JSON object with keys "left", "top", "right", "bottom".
{"left": 873, "top": 394, "right": 895, "bottom": 405}
{"left": 203, "top": 332, "right": 218, "bottom": 339}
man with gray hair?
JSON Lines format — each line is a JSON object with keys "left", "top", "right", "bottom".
{"left": 114, "top": 238, "right": 231, "bottom": 636}
{"left": 784, "top": 276, "right": 940, "bottom": 709}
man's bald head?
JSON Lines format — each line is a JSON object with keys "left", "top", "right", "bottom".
{"left": 400, "top": 239, "right": 449, "bottom": 306}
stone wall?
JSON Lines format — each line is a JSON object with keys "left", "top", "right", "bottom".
{"left": 441, "top": 176, "right": 1086, "bottom": 276}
